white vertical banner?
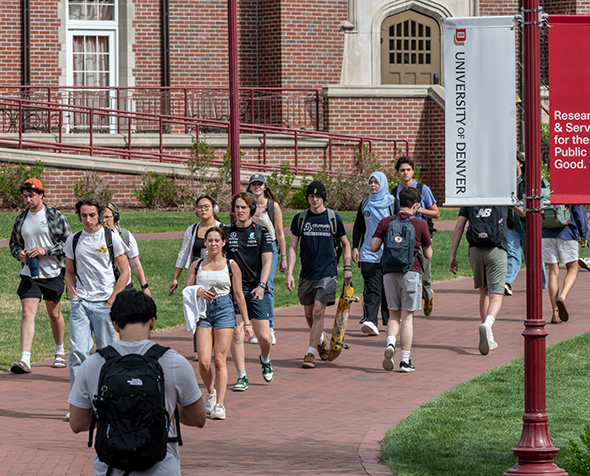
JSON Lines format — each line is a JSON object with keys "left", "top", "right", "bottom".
{"left": 444, "top": 17, "right": 517, "bottom": 206}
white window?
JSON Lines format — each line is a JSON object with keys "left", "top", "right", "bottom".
{"left": 69, "top": 0, "right": 115, "bottom": 22}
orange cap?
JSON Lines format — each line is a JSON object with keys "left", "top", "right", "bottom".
{"left": 23, "top": 178, "right": 44, "bottom": 191}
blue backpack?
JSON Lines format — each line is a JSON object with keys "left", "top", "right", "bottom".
{"left": 381, "top": 216, "right": 416, "bottom": 273}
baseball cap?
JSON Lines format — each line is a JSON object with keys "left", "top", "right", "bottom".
{"left": 248, "top": 173, "right": 266, "bottom": 185}
{"left": 306, "top": 180, "right": 327, "bottom": 201}
{"left": 22, "top": 178, "right": 44, "bottom": 192}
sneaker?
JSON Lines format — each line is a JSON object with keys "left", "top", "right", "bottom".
{"left": 361, "top": 321, "right": 379, "bottom": 336}
{"left": 317, "top": 331, "right": 329, "bottom": 360}
{"left": 302, "top": 352, "right": 316, "bottom": 369}
{"left": 271, "top": 328, "right": 277, "bottom": 345}
{"left": 504, "top": 283, "right": 513, "bottom": 296}
{"left": 423, "top": 290, "right": 434, "bottom": 316}
{"left": 579, "top": 258, "right": 590, "bottom": 271}
{"left": 194, "top": 353, "right": 199, "bottom": 362}
{"left": 212, "top": 404, "right": 226, "bottom": 420}
{"left": 205, "top": 392, "right": 217, "bottom": 415}
{"left": 490, "top": 340, "right": 499, "bottom": 351}
{"left": 10, "top": 360, "right": 31, "bottom": 374}
{"left": 479, "top": 323, "right": 491, "bottom": 355}
{"left": 399, "top": 360, "right": 415, "bottom": 372}
{"left": 250, "top": 335, "right": 259, "bottom": 344}
{"left": 260, "top": 355, "right": 274, "bottom": 383}
{"left": 232, "top": 376, "right": 249, "bottom": 391}
{"left": 65, "top": 412, "right": 70, "bottom": 421}
{"left": 53, "top": 354, "right": 67, "bottom": 368}
{"left": 382, "top": 344, "right": 395, "bottom": 371}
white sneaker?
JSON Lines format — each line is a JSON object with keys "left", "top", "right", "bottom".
{"left": 250, "top": 335, "right": 259, "bottom": 344}
{"left": 579, "top": 258, "right": 590, "bottom": 271}
{"left": 382, "top": 344, "right": 395, "bottom": 371}
{"left": 490, "top": 340, "right": 499, "bottom": 351}
{"left": 271, "top": 328, "right": 277, "bottom": 345}
{"left": 213, "top": 404, "right": 226, "bottom": 420}
{"left": 361, "top": 321, "right": 379, "bottom": 336}
{"left": 479, "top": 324, "right": 491, "bottom": 355}
{"left": 205, "top": 392, "right": 217, "bottom": 416}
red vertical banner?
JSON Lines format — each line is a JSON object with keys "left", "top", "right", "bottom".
{"left": 549, "top": 16, "right": 590, "bottom": 204}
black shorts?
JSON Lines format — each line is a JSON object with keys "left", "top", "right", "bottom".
{"left": 17, "top": 273, "right": 65, "bottom": 302}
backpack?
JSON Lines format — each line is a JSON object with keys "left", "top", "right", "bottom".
{"left": 267, "top": 199, "right": 275, "bottom": 227}
{"left": 467, "top": 207, "right": 505, "bottom": 247}
{"left": 72, "top": 227, "right": 120, "bottom": 283}
{"left": 381, "top": 215, "right": 417, "bottom": 273}
{"left": 119, "top": 227, "right": 131, "bottom": 248}
{"left": 541, "top": 186, "right": 571, "bottom": 228}
{"left": 88, "top": 344, "right": 182, "bottom": 476}
{"left": 393, "top": 183, "right": 436, "bottom": 236}
{"left": 297, "top": 208, "right": 343, "bottom": 264}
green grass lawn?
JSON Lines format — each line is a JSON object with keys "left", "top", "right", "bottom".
{"left": 380, "top": 331, "right": 590, "bottom": 476}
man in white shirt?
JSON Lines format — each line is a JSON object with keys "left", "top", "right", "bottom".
{"left": 9, "top": 178, "right": 72, "bottom": 373}
{"left": 64, "top": 198, "right": 130, "bottom": 387}
{"left": 68, "top": 290, "right": 206, "bottom": 476}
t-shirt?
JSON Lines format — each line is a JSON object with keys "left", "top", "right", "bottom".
{"left": 64, "top": 227, "right": 129, "bottom": 301}
{"left": 122, "top": 229, "right": 139, "bottom": 286}
{"left": 68, "top": 339, "right": 202, "bottom": 476}
{"left": 393, "top": 182, "right": 437, "bottom": 222}
{"left": 20, "top": 206, "right": 62, "bottom": 279}
{"left": 224, "top": 222, "right": 273, "bottom": 289}
{"left": 290, "top": 209, "right": 346, "bottom": 280}
{"left": 458, "top": 206, "right": 509, "bottom": 252}
{"left": 373, "top": 211, "right": 432, "bottom": 274}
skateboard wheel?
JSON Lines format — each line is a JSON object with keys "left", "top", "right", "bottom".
{"left": 343, "top": 343, "right": 350, "bottom": 350}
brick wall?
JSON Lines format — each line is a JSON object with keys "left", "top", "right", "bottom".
{"left": 0, "top": 1, "right": 22, "bottom": 84}
{"left": 479, "top": 0, "right": 519, "bottom": 16}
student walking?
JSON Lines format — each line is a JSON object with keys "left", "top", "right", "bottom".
{"left": 247, "top": 173, "right": 287, "bottom": 344}
{"left": 9, "top": 178, "right": 72, "bottom": 374}
{"left": 286, "top": 181, "right": 352, "bottom": 369}
{"left": 371, "top": 187, "right": 432, "bottom": 372}
{"left": 184, "top": 227, "right": 252, "bottom": 420}
{"left": 352, "top": 171, "right": 395, "bottom": 336}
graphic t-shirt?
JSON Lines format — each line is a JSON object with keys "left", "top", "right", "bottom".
{"left": 20, "top": 207, "right": 62, "bottom": 279}
{"left": 372, "top": 211, "right": 432, "bottom": 274}
{"left": 224, "top": 223, "right": 273, "bottom": 289}
{"left": 290, "top": 209, "right": 346, "bottom": 280}
{"left": 64, "top": 227, "right": 129, "bottom": 301}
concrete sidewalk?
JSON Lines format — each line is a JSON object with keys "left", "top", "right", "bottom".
{"left": 2, "top": 268, "right": 590, "bottom": 475}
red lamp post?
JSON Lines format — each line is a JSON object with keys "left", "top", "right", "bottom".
{"left": 503, "top": 1, "right": 567, "bottom": 474}
{"left": 228, "top": 0, "right": 241, "bottom": 195}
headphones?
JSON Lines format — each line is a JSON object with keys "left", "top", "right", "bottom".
{"left": 231, "top": 192, "right": 257, "bottom": 217}
{"left": 75, "top": 198, "right": 104, "bottom": 223}
{"left": 195, "top": 195, "right": 220, "bottom": 217}
{"left": 105, "top": 201, "right": 120, "bottom": 223}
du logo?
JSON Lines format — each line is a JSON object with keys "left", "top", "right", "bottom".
{"left": 454, "top": 28, "right": 466, "bottom": 46}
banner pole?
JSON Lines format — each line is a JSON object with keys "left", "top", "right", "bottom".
{"left": 503, "top": 1, "right": 567, "bottom": 474}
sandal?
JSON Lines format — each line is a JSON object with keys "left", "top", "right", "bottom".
{"left": 556, "top": 298, "right": 569, "bottom": 322}
{"left": 53, "top": 354, "right": 67, "bottom": 368}
{"left": 10, "top": 360, "right": 32, "bottom": 374}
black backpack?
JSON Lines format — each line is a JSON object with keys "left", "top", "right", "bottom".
{"left": 297, "top": 208, "right": 343, "bottom": 264}
{"left": 467, "top": 207, "right": 505, "bottom": 247}
{"left": 72, "top": 227, "right": 120, "bottom": 283}
{"left": 381, "top": 216, "right": 417, "bottom": 273}
{"left": 88, "top": 344, "right": 182, "bottom": 476}
{"left": 393, "top": 183, "right": 436, "bottom": 236}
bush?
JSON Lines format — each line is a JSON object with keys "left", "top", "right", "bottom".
{"left": 133, "top": 171, "right": 181, "bottom": 209}
{"left": 564, "top": 423, "right": 590, "bottom": 476}
{"left": 73, "top": 172, "right": 113, "bottom": 203}
{"left": 267, "top": 163, "right": 296, "bottom": 207}
{"left": 0, "top": 160, "right": 44, "bottom": 209}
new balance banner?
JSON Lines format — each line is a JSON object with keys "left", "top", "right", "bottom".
{"left": 549, "top": 16, "right": 590, "bottom": 204}
{"left": 444, "top": 17, "right": 517, "bottom": 206}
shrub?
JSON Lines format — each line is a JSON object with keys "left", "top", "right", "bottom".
{"left": 564, "top": 423, "right": 590, "bottom": 476}
{"left": 0, "top": 160, "right": 44, "bottom": 209}
{"left": 73, "top": 172, "right": 113, "bottom": 203}
{"left": 267, "top": 163, "right": 296, "bottom": 207}
{"left": 133, "top": 171, "right": 181, "bottom": 209}
{"left": 186, "top": 138, "right": 217, "bottom": 201}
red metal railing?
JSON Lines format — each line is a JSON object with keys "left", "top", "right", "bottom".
{"left": 0, "top": 85, "right": 323, "bottom": 132}
{"left": 0, "top": 96, "right": 408, "bottom": 176}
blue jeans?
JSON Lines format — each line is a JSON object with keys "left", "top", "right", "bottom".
{"left": 69, "top": 297, "right": 116, "bottom": 388}
{"left": 506, "top": 229, "right": 547, "bottom": 290}
{"left": 268, "top": 240, "right": 278, "bottom": 328}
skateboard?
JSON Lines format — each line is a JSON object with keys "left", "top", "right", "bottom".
{"left": 328, "top": 282, "right": 359, "bottom": 361}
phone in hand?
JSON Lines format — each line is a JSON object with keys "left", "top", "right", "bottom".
{"left": 209, "top": 287, "right": 217, "bottom": 296}
{"left": 169, "top": 284, "right": 178, "bottom": 296}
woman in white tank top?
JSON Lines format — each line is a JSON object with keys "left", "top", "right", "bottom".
{"left": 185, "top": 227, "right": 252, "bottom": 420}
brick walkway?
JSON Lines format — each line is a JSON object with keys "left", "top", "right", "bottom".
{"left": 2, "top": 268, "right": 590, "bottom": 475}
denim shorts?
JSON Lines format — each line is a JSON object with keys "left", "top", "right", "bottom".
{"left": 243, "top": 287, "right": 271, "bottom": 320}
{"left": 197, "top": 294, "right": 237, "bottom": 329}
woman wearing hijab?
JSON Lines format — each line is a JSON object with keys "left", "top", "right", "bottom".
{"left": 352, "top": 172, "right": 397, "bottom": 336}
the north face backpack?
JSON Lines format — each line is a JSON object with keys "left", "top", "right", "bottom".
{"left": 467, "top": 207, "right": 505, "bottom": 247}
{"left": 541, "top": 186, "right": 571, "bottom": 229}
{"left": 88, "top": 344, "right": 182, "bottom": 476}
{"left": 381, "top": 216, "right": 416, "bottom": 273}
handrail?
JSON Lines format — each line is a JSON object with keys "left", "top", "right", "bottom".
{"left": 0, "top": 96, "right": 409, "bottom": 176}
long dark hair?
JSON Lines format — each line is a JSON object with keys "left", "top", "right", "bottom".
{"left": 246, "top": 182, "right": 279, "bottom": 203}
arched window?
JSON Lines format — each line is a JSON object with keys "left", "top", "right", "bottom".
{"left": 380, "top": 10, "right": 441, "bottom": 85}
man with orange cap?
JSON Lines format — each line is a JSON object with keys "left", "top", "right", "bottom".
{"left": 9, "top": 178, "right": 72, "bottom": 373}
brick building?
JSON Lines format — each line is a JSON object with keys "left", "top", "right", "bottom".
{"left": 0, "top": 0, "right": 579, "bottom": 207}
